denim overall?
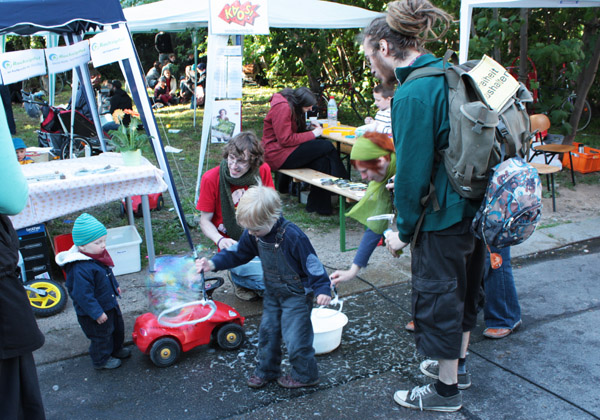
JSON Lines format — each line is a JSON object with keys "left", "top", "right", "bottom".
{"left": 254, "top": 221, "right": 318, "bottom": 383}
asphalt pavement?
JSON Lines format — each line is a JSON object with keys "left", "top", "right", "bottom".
{"left": 34, "top": 215, "right": 600, "bottom": 420}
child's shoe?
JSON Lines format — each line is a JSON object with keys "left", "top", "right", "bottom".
{"left": 95, "top": 357, "right": 122, "bottom": 370}
{"left": 247, "top": 375, "right": 271, "bottom": 389}
{"left": 113, "top": 347, "right": 132, "bottom": 359}
{"left": 276, "top": 374, "right": 318, "bottom": 389}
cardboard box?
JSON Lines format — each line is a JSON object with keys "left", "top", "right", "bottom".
{"left": 26, "top": 147, "right": 53, "bottom": 163}
{"left": 106, "top": 226, "right": 143, "bottom": 276}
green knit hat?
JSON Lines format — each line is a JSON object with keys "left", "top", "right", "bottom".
{"left": 72, "top": 213, "right": 107, "bottom": 246}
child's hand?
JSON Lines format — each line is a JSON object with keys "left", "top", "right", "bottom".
{"left": 195, "top": 257, "right": 215, "bottom": 273}
{"left": 97, "top": 313, "right": 108, "bottom": 324}
{"left": 365, "top": 116, "right": 374, "bottom": 124}
{"left": 316, "top": 294, "right": 331, "bottom": 306}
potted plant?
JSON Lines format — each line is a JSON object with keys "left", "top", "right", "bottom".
{"left": 107, "top": 113, "right": 151, "bottom": 166}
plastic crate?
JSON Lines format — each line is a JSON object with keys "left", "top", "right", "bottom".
{"left": 106, "top": 226, "right": 142, "bottom": 276}
{"left": 53, "top": 226, "right": 142, "bottom": 277}
{"left": 562, "top": 142, "right": 600, "bottom": 174}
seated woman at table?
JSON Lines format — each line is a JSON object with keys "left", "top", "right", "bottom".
{"left": 196, "top": 131, "right": 273, "bottom": 301}
{"left": 330, "top": 132, "right": 396, "bottom": 284}
{"left": 262, "top": 87, "right": 347, "bottom": 215}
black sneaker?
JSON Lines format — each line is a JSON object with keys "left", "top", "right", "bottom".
{"left": 394, "top": 384, "right": 462, "bottom": 412}
{"left": 94, "top": 357, "right": 122, "bottom": 370}
{"left": 419, "top": 359, "right": 471, "bottom": 390}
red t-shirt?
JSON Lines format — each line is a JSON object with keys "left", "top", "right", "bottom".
{"left": 196, "top": 163, "right": 274, "bottom": 240}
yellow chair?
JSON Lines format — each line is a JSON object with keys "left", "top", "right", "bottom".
{"left": 528, "top": 114, "right": 576, "bottom": 185}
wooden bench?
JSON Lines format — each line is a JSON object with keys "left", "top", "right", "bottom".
{"left": 277, "top": 168, "right": 364, "bottom": 252}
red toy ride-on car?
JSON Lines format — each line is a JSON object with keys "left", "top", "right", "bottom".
{"left": 132, "top": 273, "right": 245, "bottom": 367}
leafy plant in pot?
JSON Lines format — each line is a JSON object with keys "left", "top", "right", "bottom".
{"left": 107, "top": 113, "right": 151, "bottom": 166}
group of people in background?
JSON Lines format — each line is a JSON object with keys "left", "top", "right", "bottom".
{"left": 146, "top": 52, "right": 206, "bottom": 108}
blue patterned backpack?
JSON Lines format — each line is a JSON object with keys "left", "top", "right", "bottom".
{"left": 471, "top": 157, "right": 542, "bottom": 262}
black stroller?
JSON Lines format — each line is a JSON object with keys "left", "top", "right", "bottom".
{"left": 22, "top": 90, "right": 110, "bottom": 159}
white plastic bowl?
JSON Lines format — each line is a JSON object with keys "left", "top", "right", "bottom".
{"left": 311, "top": 307, "right": 349, "bottom": 355}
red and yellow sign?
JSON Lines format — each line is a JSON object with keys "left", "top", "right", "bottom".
{"left": 210, "top": 0, "right": 269, "bottom": 35}
{"left": 218, "top": 1, "right": 260, "bottom": 26}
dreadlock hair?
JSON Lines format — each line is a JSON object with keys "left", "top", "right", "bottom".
{"left": 361, "top": 0, "right": 453, "bottom": 61}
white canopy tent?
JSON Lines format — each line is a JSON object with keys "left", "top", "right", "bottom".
{"left": 123, "top": 0, "right": 382, "bottom": 202}
{"left": 124, "top": 0, "right": 383, "bottom": 32}
{"left": 459, "top": 0, "right": 600, "bottom": 63}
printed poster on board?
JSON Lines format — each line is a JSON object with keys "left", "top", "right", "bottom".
{"left": 45, "top": 41, "right": 91, "bottom": 74}
{"left": 211, "top": 100, "right": 241, "bottom": 143}
{"left": 468, "top": 55, "right": 519, "bottom": 111}
{"left": 89, "top": 26, "right": 135, "bottom": 67}
{"left": 0, "top": 49, "right": 46, "bottom": 84}
{"left": 210, "top": 0, "right": 269, "bottom": 35}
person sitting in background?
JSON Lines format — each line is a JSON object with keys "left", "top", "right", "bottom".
{"left": 363, "top": 84, "right": 394, "bottom": 135}
{"left": 154, "top": 76, "right": 177, "bottom": 107}
{"left": 262, "top": 87, "right": 348, "bottom": 215}
{"left": 102, "top": 80, "right": 133, "bottom": 133}
{"left": 196, "top": 132, "right": 273, "bottom": 301}
{"left": 330, "top": 132, "right": 396, "bottom": 284}
{"left": 179, "top": 63, "right": 206, "bottom": 107}
{"left": 12, "top": 137, "right": 34, "bottom": 165}
{"left": 161, "top": 67, "right": 178, "bottom": 100}
{"left": 146, "top": 61, "right": 162, "bottom": 89}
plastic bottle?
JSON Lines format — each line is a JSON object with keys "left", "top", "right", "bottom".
{"left": 327, "top": 96, "right": 338, "bottom": 122}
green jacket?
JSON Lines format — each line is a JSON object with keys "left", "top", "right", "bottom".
{"left": 392, "top": 54, "right": 479, "bottom": 243}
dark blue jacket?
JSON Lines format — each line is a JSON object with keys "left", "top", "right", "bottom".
{"left": 211, "top": 216, "right": 331, "bottom": 297}
{"left": 55, "top": 247, "right": 120, "bottom": 320}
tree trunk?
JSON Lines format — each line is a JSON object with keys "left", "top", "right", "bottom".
{"left": 564, "top": 16, "right": 600, "bottom": 145}
{"left": 518, "top": 9, "right": 529, "bottom": 85}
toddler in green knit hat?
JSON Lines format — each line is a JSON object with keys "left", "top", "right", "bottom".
{"left": 55, "top": 213, "right": 130, "bottom": 370}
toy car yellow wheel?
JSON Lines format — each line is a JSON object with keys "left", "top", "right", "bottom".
{"left": 216, "top": 324, "right": 245, "bottom": 350}
{"left": 25, "top": 279, "right": 67, "bottom": 317}
{"left": 149, "top": 337, "right": 181, "bottom": 367}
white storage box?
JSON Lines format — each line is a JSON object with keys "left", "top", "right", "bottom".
{"left": 106, "top": 225, "right": 142, "bottom": 276}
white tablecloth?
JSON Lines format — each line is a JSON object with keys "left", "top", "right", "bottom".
{"left": 10, "top": 153, "right": 168, "bottom": 229}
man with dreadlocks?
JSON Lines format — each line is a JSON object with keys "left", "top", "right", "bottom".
{"left": 361, "top": 0, "right": 486, "bottom": 412}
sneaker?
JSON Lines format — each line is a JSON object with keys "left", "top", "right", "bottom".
{"left": 247, "top": 375, "right": 271, "bottom": 389}
{"left": 405, "top": 320, "right": 415, "bottom": 332}
{"left": 276, "top": 374, "right": 319, "bottom": 389}
{"left": 229, "top": 278, "right": 259, "bottom": 302}
{"left": 94, "top": 357, "right": 122, "bottom": 370}
{"left": 112, "top": 347, "right": 131, "bottom": 359}
{"left": 419, "top": 359, "right": 471, "bottom": 390}
{"left": 393, "top": 384, "right": 462, "bottom": 412}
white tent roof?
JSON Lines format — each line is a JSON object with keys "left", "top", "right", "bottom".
{"left": 124, "top": 0, "right": 383, "bottom": 33}
{"left": 459, "top": 0, "right": 600, "bottom": 62}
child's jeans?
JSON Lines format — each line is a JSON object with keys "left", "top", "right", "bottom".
{"left": 77, "top": 306, "right": 125, "bottom": 368}
{"left": 255, "top": 281, "right": 317, "bottom": 383}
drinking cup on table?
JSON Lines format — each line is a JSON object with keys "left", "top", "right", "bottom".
{"left": 309, "top": 116, "right": 318, "bottom": 126}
